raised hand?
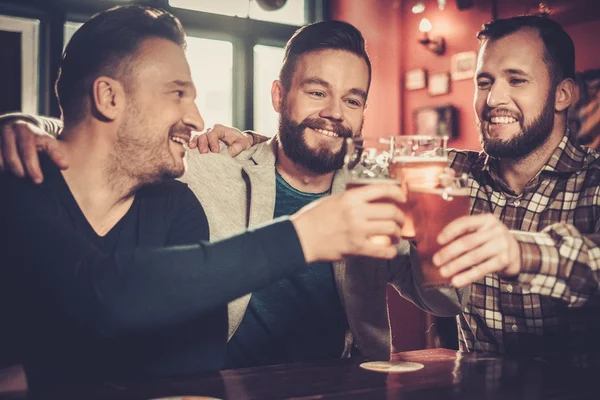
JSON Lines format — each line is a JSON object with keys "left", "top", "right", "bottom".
{"left": 290, "top": 183, "right": 406, "bottom": 262}
{"left": 432, "top": 213, "right": 521, "bottom": 287}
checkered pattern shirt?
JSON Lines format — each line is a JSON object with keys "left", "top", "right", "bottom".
{"left": 448, "top": 132, "right": 600, "bottom": 365}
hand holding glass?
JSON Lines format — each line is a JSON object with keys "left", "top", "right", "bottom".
{"left": 390, "top": 136, "right": 470, "bottom": 287}
{"left": 343, "top": 137, "right": 400, "bottom": 247}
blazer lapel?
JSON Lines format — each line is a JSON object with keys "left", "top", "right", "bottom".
{"left": 331, "top": 169, "right": 347, "bottom": 300}
{"left": 243, "top": 164, "right": 276, "bottom": 228}
{"left": 228, "top": 140, "right": 278, "bottom": 340}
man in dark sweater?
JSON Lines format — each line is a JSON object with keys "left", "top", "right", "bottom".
{"left": 0, "top": 5, "right": 407, "bottom": 394}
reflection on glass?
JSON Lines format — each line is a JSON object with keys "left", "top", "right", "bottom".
{"left": 186, "top": 37, "right": 233, "bottom": 128}
{"left": 253, "top": 44, "right": 284, "bottom": 136}
{"left": 0, "top": 14, "right": 40, "bottom": 114}
{"left": 63, "top": 21, "right": 83, "bottom": 50}
{"left": 169, "top": 0, "right": 249, "bottom": 17}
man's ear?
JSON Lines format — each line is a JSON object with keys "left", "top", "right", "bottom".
{"left": 92, "top": 76, "right": 125, "bottom": 121}
{"left": 555, "top": 78, "right": 575, "bottom": 112}
{"left": 271, "top": 80, "right": 284, "bottom": 114}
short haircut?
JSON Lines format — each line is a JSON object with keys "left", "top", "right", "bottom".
{"left": 477, "top": 15, "right": 575, "bottom": 86}
{"left": 279, "top": 20, "right": 372, "bottom": 94}
{"left": 55, "top": 5, "right": 186, "bottom": 122}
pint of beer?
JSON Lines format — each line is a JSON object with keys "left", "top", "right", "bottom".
{"left": 390, "top": 156, "right": 448, "bottom": 239}
{"left": 409, "top": 185, "right": 470, "bottom": 287}
{"left": 343, "top": 137, "right": 399, "bottom": 247}
{"left": 389, "top": 135, "right": 469, "bottom": 287}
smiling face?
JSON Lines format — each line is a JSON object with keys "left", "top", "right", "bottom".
{"left": 474, "top": 28, "right": 557, "bottom": 160}
{"left": 113, "top": 37, "right": 204, "bottom": 184}
{"left": 274, "top": 49, "right": 368, "bottom": 174}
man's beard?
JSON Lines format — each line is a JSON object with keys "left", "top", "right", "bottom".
{"left": 479, "top": 90, "right": 556, "bottom": 160}
{"left": 110, "top": 104, "right": 185, "bottom": 191}
{"left": 278, "top": 101, "right": 361, "bottom": 174}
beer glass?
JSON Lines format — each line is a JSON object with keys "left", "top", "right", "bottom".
{"left": 344, "top": 136, "right": 399, "bottom": 246}
{"left": 345, "top": 136, "right": 426, "bottom": 374}
{"left": 389, "top": 135, "right": 449, "bottom": 239}
{"left": 390, "top": 135, "right": 470, "bottom": 287}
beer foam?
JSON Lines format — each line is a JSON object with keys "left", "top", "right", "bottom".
{"left": 392, "top": 156, "right": 448, "bottom": 164}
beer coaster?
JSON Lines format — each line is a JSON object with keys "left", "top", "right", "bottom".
{"left": 359, "top": 361, "right": 424, "bottom": 373}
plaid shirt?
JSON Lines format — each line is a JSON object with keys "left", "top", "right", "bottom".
{"left": 448, "top": 132, "right": 600, "bottom": 365}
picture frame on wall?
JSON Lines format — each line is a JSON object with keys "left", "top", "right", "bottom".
{"left": 413, "top": 105, "right": 458, "bottom": 138}
{"left": 405, "top": 68, "right": 427, "bottom": 90}
{"left": 428, "top": 72, "right": 450, "bottom": 96}
{"left": 451, "top": 51, "right": 477, "bottom": 81}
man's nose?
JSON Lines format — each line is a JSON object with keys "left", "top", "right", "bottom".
{"left": 321, "top": 98, "right": 344, "bottom": 121}
{"left": 486, "top": 82, "right": 510, "bottom": 108}
{"left": 183, "top": 103, "right": 205, "bottom": 132}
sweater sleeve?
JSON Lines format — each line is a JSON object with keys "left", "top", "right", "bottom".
{"left": 1, "top": 174, "right": 306, "bottom": 340}
{"left": 0, "top": 112, "right": 63, "bottom": 137}
{"left": 512, "top": 223, "right": 600, "bottom": 307}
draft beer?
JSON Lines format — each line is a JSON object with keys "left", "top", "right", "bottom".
{"left": 390, "top": 156, "right": 448, "bottom": 238}
{"left": 409, "top": 185, "right": 470, "bottom": 286}
{"left": 344, "top": 137, "right": 400, "bottom": 247}
{"left": 390, "top": 135, "right": 470, "bottom": 287}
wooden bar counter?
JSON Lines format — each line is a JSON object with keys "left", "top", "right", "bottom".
{"left": 1, "top": 348, "right": 597, "bottom": 399}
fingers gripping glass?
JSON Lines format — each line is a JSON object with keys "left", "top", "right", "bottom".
{"left": 343, "top": 137, "right": 398, "bottom": 246}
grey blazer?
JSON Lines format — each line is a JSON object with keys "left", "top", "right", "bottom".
{"left": 181, "top": 137, "right": 466, "bottom": 360}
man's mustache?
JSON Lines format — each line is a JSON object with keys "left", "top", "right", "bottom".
{"left": 301, "top": 118, "right": 353, "bottom": 138}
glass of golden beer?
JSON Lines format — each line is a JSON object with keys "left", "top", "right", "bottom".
{"left": 344, "top": 136, "right": 399, "bottom": 246}
{"left": 390, "top": 135, "right": 470, "bottom": 287}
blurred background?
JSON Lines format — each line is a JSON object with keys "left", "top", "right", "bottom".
{"left": 1, "top": 0, "right": 599, "bottom": 351}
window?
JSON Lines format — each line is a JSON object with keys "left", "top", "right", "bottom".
{"left": 0, "top": 14, "right": 39, "bottom": 114}
{"left": 169, "top": 0, "right": 307, "bottom": 26}
{"left": 169, "top": 0, "right": 247, "bottom": 17}
{"left": 253, "top": 45, "right": 285, "bottom": 136}
{"left": 186, "top": 37, "right": 234, "bottom": 128}
{"left": 63, "top": 21, "right": 83, "bottom": 49}
{"left": 0, "top": 0, "right": 323, "bottom": 123}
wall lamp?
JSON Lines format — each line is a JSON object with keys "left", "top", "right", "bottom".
{"left": 418, "top": 18, "right": 445, "bottom": 55}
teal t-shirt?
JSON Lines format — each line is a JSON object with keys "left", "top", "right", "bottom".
{"left": 226, "top": 171, "right": 348, "bottom": 368}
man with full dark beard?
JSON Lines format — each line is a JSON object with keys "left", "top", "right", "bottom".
{"left": 173, "top": 20, "right": 440, "bottom": 368}
{"left": 399, "top": 15, "right": 600, "bottom": 365}
{"left": 195, "top": 20, "right": 414, "bottom": 368}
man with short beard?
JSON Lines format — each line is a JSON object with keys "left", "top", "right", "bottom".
{"left": 402, "top": 15, "right": 600, "bottom": 365}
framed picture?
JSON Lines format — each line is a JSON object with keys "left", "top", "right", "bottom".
{"left": 428, "top": 72, "right": 450, "bottom": 96}
{"left": 451, "top": 51, "right": 477, "bottom": 81}
{"left": 413, "top": 105, "right": 458, "bottom": 138}
{"left": 405, "top": 68, "right": 427, "bottom": 91}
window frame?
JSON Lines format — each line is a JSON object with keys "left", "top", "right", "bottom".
{"left": 0, "top": 0, "right": 328, "bottom": 129}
